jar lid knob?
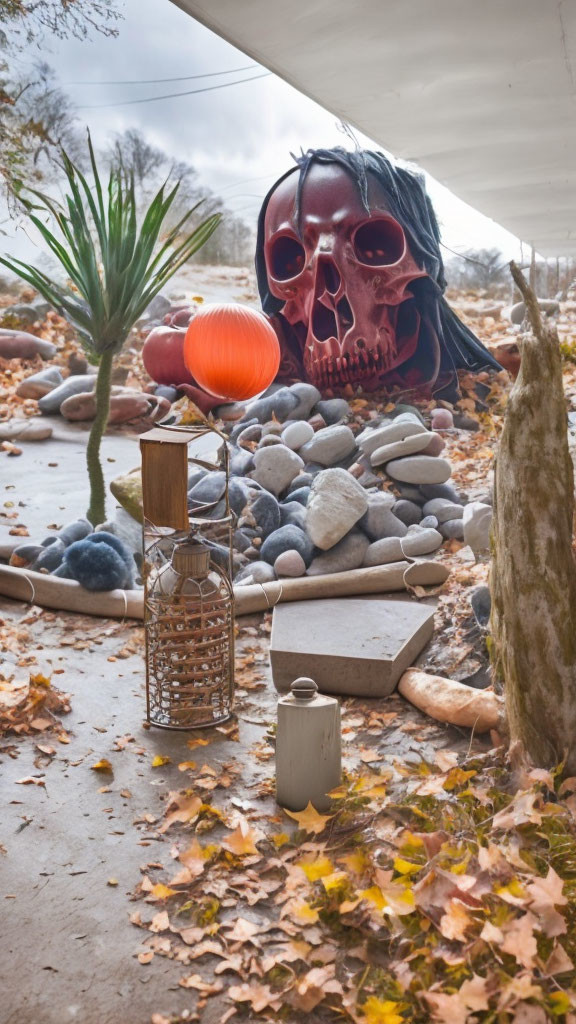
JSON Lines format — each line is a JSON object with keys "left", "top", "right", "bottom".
{"left": 290, "top": 677, "right": 318, "bottom": 701}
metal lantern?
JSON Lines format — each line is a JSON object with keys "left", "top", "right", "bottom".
{"left": 140, "top": 425, "right": 234, "bottom": 729}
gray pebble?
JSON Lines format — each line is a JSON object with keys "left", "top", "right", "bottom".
{"left": 439, "top": 519, "right": 465, "bottom": 540}
{"left": 393, "top": 500, "right": 422, "bottom": 527}
{"left": 307, "top": 530, "right": 368, "bottom": 575}
{"left": 314, "top": 398, "right": 351, "bottom": 425}
{"left": 260, "top": 524, "right": 314, "bottom": 566}
{"left": 188, "top": 471, "right": 227, "bottom": 508}
{"left": 251, "top": 492, "right": 281, "bottom": 538}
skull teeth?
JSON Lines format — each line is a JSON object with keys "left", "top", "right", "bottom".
{"left": 305, "top": 345, "right": 396, "bottom": 390}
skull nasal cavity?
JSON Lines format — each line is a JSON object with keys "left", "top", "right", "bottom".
{"left": 270, "top": 236, "right": 306, "bottom": 280}
{"left": 353, "top": 218, "right": 405, "bottom": 266}
{"left": 318, "top": 258, "right": 341, "bottom": 295}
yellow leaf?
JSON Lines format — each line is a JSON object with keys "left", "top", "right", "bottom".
{"left": 361, "top": 885, "right": 387, "bottom": 911}
{"left": 191, "top": 295, "right": 204, "bottom": 303}
{"left": 393, "top": 857, "right": 421, "bottom": 876}
{"left": 361, "top": 996, "right": 405, "bottom": 1024}
{"left": 178, "top": 761, "right": 197, "bottom": 772}
{"left": 495, "top": 878, "right": 527, "bottom": 903}
{"left": 549, "top": 991, "right": 572, "bottom": 1014}
{"left": 322, "top": 871, "right": 348, "bottom": 892}
{"left": 152, "top": 755, "right": 171, "bottom": 768}
{"left": 271, "top": 832, "right": 290, "bottom": 848}
{"left": 147, "top": 883, "right": 177, "bottom": 901}
{"left": 443, "top": 767, "right": 476, "bottom": 791}
{"left": 339, "top": 849, "right": 371, "bottom": 876}
{"left": 284, "top": 801, "right": 332, "bottom": 835}
{"left": 285, "top": 898, "right": 319, "bottom": 924}
{"left": 91, "top": 758, "right": 113, "bottom": 773}
{"left": 297, "top": 855, "right": 334, "bottom": 882}
{"left": 30, "top": 672, "right": 51, "bottom": 687}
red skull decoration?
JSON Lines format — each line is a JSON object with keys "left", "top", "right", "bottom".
{"left": 256, "top": 149, "right": 500, "bottom": 398}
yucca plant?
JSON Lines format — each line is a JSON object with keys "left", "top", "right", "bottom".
{"left": 0, "top": 135, "right": 221, "bottom": 525}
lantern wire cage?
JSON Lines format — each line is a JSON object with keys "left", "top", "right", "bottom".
{"left": 143, "top": 435, "right": 235, "bottom": 730}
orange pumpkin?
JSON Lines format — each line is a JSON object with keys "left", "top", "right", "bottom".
{"left": 183, "top": 303, "right": 281, "bottom": 401}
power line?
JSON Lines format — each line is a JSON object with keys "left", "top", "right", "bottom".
{"left": 78, "top": 72, "right": 271, "bottom": 109}
{"left": 67, "top": 64, "right": 258, "bottom": 86}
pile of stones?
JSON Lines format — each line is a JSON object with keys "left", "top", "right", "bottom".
{"left": 188, "top": 382, "right": 480, "bottom": 586}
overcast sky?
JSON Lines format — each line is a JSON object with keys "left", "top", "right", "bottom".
{"left": 6, "top": 0, "right": 523, "bottom": 265}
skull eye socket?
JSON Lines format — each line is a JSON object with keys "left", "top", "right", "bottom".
{"left": 353, "top": 217, "right": 405, "bottom": 266}
{"left": 269, "top": 235, "right": 306, "bottom": 281}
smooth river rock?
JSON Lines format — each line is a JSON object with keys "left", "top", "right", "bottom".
{"left": 281, "top": 421, "right": 314, "bottom": 451}
{"left": 393, "top": 499, "right": 422, "bottom": 527}
{"left": 359, "top": 492, "right": 407, "bottom": 541}
{"left": 422, "top": 498, "right": 464, "bottom": 523}
{"left": 307, "top": 530, "right": 369, "bottom": 575}
{"left": 401, "top": 527, "right": 444, "bottom": 556}
{"left": 251, "top": 445, "right": 304, "bottom": 496}
{"left": 0, "top": 329, "right": 57, "bottom": 361}
{"left": 463, "top": 501, "right": 492, "bottom": 558}
{"left": 251, "top": 492, "right": 281, "bottom": 538}
{"left": 16, "top": 366, "right": 63, "bottom": 399}
{"left": 357, "top": 419, "right": 426, "bottom": 455}
{"left": 38, "top": 375, "right": 97, "bottom": 414}
{"left": 314, "top": 398, "right": 351, "bottom": 425}
{"left": 245, "top": 386, "right": 299, "bottom": 424}
{"left": 431, "top": 408, "right": 454, "bottom": 429}
{"left": 260, "top": 524, "right": 314, "bottom": 566}
{"left": 385, "top": 456, "right": 452, "bottom": 485}
{"left": 363, "top": 536, "right": 404, "bottom": 567}
{"left": 370, "top": 430, "right": 435, "bottom": 466}
{"left": 299, "top": 424, "right": 357, "bottom": 467}
{"left": 274, "top": 549, "right": 306, "bottom": 577}
{"left": 306, "top": 468, "right": 369, "bottom": 550}
{"left": 289, "top": 382, "right": 321, "bottom": 419}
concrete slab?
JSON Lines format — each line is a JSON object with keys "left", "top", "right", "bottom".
{"left": 270, "top": 596, "right": 435, "bottom": 697}
{"left": 1, "top": 420, "right": 141, "bottom": 556}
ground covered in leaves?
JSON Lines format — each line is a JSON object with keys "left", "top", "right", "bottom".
{"left": 3, "top": 279, "right": 576, "bottom": 1022}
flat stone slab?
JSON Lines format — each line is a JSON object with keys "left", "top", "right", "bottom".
{"left": 270, "top": 596, "right": 435, "bottom": 698}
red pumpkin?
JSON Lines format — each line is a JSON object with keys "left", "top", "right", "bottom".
{"left": 142, "top": 325, "right": 195, "bottom": 387}
{"left": 184, "top": 303, "right": 280, "bottom": 401}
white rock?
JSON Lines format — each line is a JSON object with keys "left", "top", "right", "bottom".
{"left": 422, "top": 498, "right": 464, "bottom": 522}
{"left": 363, "top": 537, "right": 404, "bottom": 566}
{"left": 386, "top": 456, "right": 452, "bottom": 485}
{"left": 251, "top": 445, "right": 304, "bottom": 496}
{"left": 299, "top": 424, "right": 357, "bottom": 466}
{"left": 463, "top": 501, "right": 492, "bottom": 558}
{"left": 401, "top": 527, "right": 444, "bottom": 556}
{"left": 370, "top": 431, "right": 435, "bottom": 466}
{"left": 357, "top": 419, "right": 426, "bottom": 456}
{"left": 281, "top": 421, "right": 314, "bottom": 451}
{"left": 306, "top": 468, "right": 369, "bottom": 550}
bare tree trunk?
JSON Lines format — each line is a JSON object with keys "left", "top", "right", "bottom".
{"left": 490, "top": 262, "right": 576, "bottom": 773}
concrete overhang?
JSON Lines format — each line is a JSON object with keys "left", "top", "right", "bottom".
{"left": 172, "top": 0, "right": 576, "bottom": 257}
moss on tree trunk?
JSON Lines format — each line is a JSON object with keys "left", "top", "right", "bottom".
{"left": 490, "top": 263, "right": 576, "bottom": 773}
